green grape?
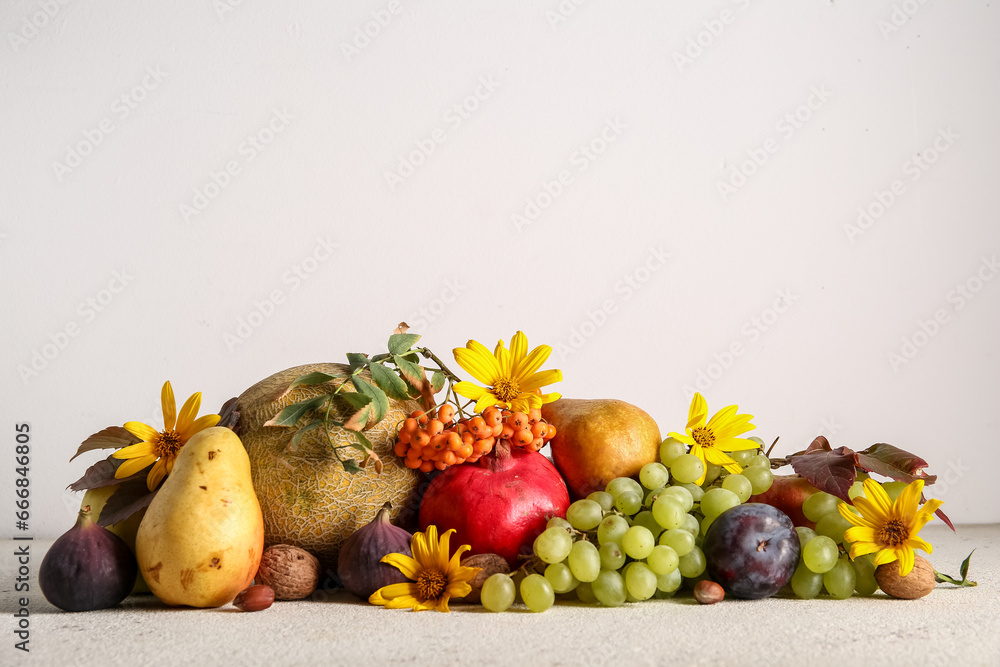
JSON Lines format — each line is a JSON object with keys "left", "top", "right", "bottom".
{"left": 729, "top": 448, "right": 757, "bottom": 467}
{"left": 677, "top": 546, "right": 706, "bottom": 578}
{"left": 852, "top": 554, "right": 878, "bottom": 596}
{"left": 823, "top": 556, "right": 856, "bottom": 599}
{"left": 576, "top": 581, "right": 597, "bottom": 604}
{"left": 533, "top": 526, "right": 573, "bottom": 564}
{"left": 681, "top": 513, "right": 701, "bottom": 536}
{"left": 790, "top": 562, "right": 823, "bottom": 599}
{"left": 599, "top": 541, "right": 626, "bottom": 570}
{"left": 606, "top": 477, "right": 643, "bottom": 500}
{"left": 646, "top": 545, "right": 679, "bottom": 575}
{"left": 658, "top": 528, "right": 695, "bottom": 556}
{"left": 795, "top": 526, "right": 818, "bottom": 549}
{"left": 802, "top": 535, "right": 839, "bottom": 573}
{"left": 624, "top": 562, "right": 657, "bottom": 600}
{"left": 639, "top": 462, "right": 670, "bottom": 490}
{"left": 741, "top": 466, "right": 773, "bottom": 495}
{"left": 651, "top": 496, "right": 685, "bottom": 531}
{"left": 660, "top": 486, "right": 694, "bottom": 513}
{"left": 659, "top": 437, "right": 686, "bottom": 465}
{"left": 592, "top": 569, "right": 627, "bottom": 607}
{"left": 520, "top": 573, "right": 555, "bottom": 612}
{"left": 701, "top": 488, "right": 741, "bottom": 519}
{"left": 847, "top": 481, "right": 865, "bottom": 501}
{"left": 544, "top": 562, "right": 579, "bottom": 594}
{"left": 803, "top": 492, "right": 840, "bottom": 522}
{"left": 703, "top": 463, "right": 722, "bottom": 485}
{"left": 622, "top": 526, "right": 655, "bottom": 559}
{"left": 747, "top": 453, "right": 770, "bottom": 469}
{"left": 567, "top": 540, "right": 601, "bottom": 583}
{"left": 700, "top": 514, "right": 715, "bottom": 537}
{"left": 614, "top": 491, "right": 642, "bottom": 516}
{"left": 480, "top": 573, "right": 516, "bottom": 612}
{"left": 643, "top": 486, "right": 665, "bottom": 508}
{"left": 632, "top": 510, "right": 663, "bottom": 538}
{"left": 546, "top": 517, "right": 573, "bottom": 532}
{"left": 597, "top": 514, "right": 629, "bottom": 545}
{"left": 566, "top": 499, "right": 603, "bottom": 531}
{"left": 670, "top": 454, "right": 704, "bottom": 484}
{"left": 678, "top": 482, "right": 705, "bottom": 502}
{"left": 721, "top": 474, "right": 753, "bottom": 503}
{"left": 747, "top": 435, "right": 765, "bottom": 447}
{"left": 656, "top": 568, "right": 682, "bottom": 593}
{"left": 587, "top": 491, "right": 614, "bottom": 513}
{"left": 881, "top": 481, "right": 908, "bottom": 502}
{"left": 815, "top": 511, "right": 853, "bottom": 544}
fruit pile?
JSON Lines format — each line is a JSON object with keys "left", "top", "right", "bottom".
{"left": 393, "top": 405, "right": 556, "bottom": 472}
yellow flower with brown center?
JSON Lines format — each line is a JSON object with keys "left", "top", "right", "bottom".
{"left": 369, "top": 525, "right": 480, "bottom": 612}
{"left": 112, "top": 381, "right": 220, "bottom": 491}
{"left": 667, "top": 392, "right": 758, "bottom": 486}
{"left": 452, "top": 331, "right": 562, "bottom": 413}
{"left": 839, "top": 478, "right": 943, "bottom": 576}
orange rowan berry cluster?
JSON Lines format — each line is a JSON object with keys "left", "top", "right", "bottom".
{"left": 393, "top": 404, "right": 557, "bottom": 472}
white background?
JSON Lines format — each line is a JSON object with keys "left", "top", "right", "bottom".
{"left": 2, "top": 0, "right": 997, "bottom": 536}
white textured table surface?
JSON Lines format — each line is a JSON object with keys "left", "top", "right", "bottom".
{"left": 2, "top": 524, "right": 997, "bottom": 667}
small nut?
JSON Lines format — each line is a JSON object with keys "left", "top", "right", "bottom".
{"left": 875, "top": 555, "right": 936, "bottom": 599}
{"left": 457, "top": 553, "right": 510, "bottom": 604}
{"left": 694, "top": 580, "right": 725, "bottom": 605}
{"left": 256, "top": 544, "right": 322, "bottom": 600}
{"left": 233, "top": 585, "right": 274, "bottom": 612}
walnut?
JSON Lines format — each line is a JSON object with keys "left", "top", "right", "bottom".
{"left": 255, "top": 545, "right": 321, "bottom": 600}
{"left": 875, "top": 555, "right": 936, "bottom": 599}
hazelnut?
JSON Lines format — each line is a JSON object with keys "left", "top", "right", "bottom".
{"left": 233, "top": 585, "right": 274, "bottom": 612}
{"left": 694, "top": 580, "right": 725, "bottom": 605}
{"left": 875, "top": 555, "right": 936, "bottom": 599}
{"left": 457, "top": 553, "right": 510, "bottom": 604}
{"left": 256, "top": 545, "right": 322, "bottom": 600}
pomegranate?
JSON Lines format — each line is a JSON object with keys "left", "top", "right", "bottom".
{"left": 748, "top": 474, "right": 821, "bottom": 528}
{"left": 418, "top": 443, "right": 570, "bottom": 566}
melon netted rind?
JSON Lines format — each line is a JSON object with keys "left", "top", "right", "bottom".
{"left": 235, "top": 363, "right": 423, "bottom": 575}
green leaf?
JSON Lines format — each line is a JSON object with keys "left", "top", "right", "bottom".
{"left": 370, "top": 362, "right": 410, "bottom": 401}
{"left": 346, "top": 353, "right": 369, "bottom": 372}
{"left": 388, "top": 333, "right": 421, "bottom": 355}
{"left": 289, "top": 419, "right": 327, "bottom": 452}
{"left": 351, "top": 429, "right": 374, "bottom": 453}
{"left": 430, "top": 371, "right": 446, "bottom": 393}
{"left": 263, "top": 395, "right": 328, "bottom": 427}
{"left": 337, "top": 391, "right": 372, "bottom": 411}
{"left": 341, "top": 458, "right": 363, "bottom": 474}
{"left": 934, "top": 550, "right": 978, "bottom": 587}
{"left": 393, "top": 354, "right": 426, "bottom": 389}
{"left": 352, "top": 376, "right": 388, "bottom": 424}
{"left": 288, "top": 371, "right": 338, "bottom": 389}
{"left": 343, "top": 404, "right": 372, "bottom": 432}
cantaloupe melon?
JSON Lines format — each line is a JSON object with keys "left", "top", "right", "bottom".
{"left": 236, "top": 363, "right": 423, "bottom": 574}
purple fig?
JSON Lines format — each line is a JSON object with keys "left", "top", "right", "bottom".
{"left": 39, "top": 505, "right": 138, "bottom": 611}
{"left": 337, "top": 502, "right": 412, "bottom": 600}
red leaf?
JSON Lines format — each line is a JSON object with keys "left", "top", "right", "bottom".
{"left": 856, "top": 443, "right": 937, "bottom": 485}
{"left": 935, "top": 507, "right": 956, "bottom": 532}
{"left": 70, "top": 426, "right": 141, "bottom": 461}
{"left": 806, "top": 435, "right": 831, "bottom": 453}
{"left": 97, "top": 480, "right": 156, "bottom": 527}
{"left": 68, "top": 456, "right": 151, "bottom": 492}
{"left": 789, "top": 446, "right": 859, "bottom": 503}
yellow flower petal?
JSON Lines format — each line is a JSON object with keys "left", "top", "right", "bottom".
{"left": 123, "top": 421, "right": 159, "bottom": 442}
{"left": 537, "top": 391, "right": 561, "bottom": 405}
{"left": 705, "top": 405, "right": 738, "bottom": 432}
{"left": 446, "top": 581, "right": 473, "bottom": 599}
{"left": 176, "top": 392, "right": 202, "bottom": 433}
{"left": 895, "top": 546, "right": 915, "bottom": 576}
{"left": 844, "top": 525, "right": 876, "bottom": 543}
{"left": 838, "top": 502, "right": 876, "bottom": 528}
{"left": 515, "top": 344, "right": 552, "bottom": 379}
{"left": 411, "top": 529, "right": 433, "bottom": 566}
{"left": 465, "top": 340, "right": 502, "bottom": 379}
{"left": 519, "top": 369, "right": 563, "bottom": 393}
{"left": 495, "top": 343, "right": 512, "bottom": 377}
{"left": 850, "top": 496, "right": 884, "bottom": 523}
{"left": 146, "top": 459, "right": 167, "bottom": 491}
{"left": 873, "top": 548, "right": 898, "bottom": 567}
{"left": 863, "top": 478, "right": 893, "bottom": 517}
{"left": 849, "top": 541, "right": 880, "bottom": 560}
{"left": 453, "top": 381, "right": 488, "bottom": 400}
{"left": 438, "top": 529, "right": 454, "bottom": 571}
{"left": 160, "top": 381, "right": 177, "bottom": 431}
{"left": 369, "top": 581, "right": 419, "bottom": 606}
{"left": 690, "top": 446, "right": 708, "bottom": 486}
{"left": 179, "top": 413, "right": 220, "bottom": 441}
{"left": 454, "top": 348, "right": 498, "bottom": 386}
{"left": 474, "top": 393, "right": 502, "bottom": 413}
{"left": 703, "top": 447, "right": 737, "bottom": 467}
{"left": 911, "top": 499, "right": 943, "bottom": 533}
{"left": 448, "top": 543, "right": 472, "bottom": 571}
{"left": 112, "top": 441, "right": 155, "bottom": 459}
{"left": 381, "top": 553, "right": 422, "bottom": 581}
{"left": 686, "top": 393, "right": 708, "bottom": 430}
{"left": 716, "top": 437, "right": 760, "bottom": 452}
{"left": 896, "top": 479, "right": 925, "bottom": 519}
{"left": 114, "top": 455, "right": 156, "bottom": 479}
{"left": 906, "top": 536, "right": 933, "bottom": 554}
{"left": 509, "top": 331, "right": 528, "bottom": 369}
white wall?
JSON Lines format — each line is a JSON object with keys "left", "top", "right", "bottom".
{"left": 2, "top": 0, "right": 997, "bottom": 536}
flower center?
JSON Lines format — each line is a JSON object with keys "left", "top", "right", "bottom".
{"left": 154, "top": 430, "right": 183, "bottom": 459}
{"left": 692, "top": 427, "right": 715, "bottom": 449}
{"left": 877, "top": 519, "right": 909, "bottom": 547}
{"left": 416, "top": 569, "right": 448, "bottom": 601}
{"left": 493, "top": 377, "right": 520, "bottom": 403}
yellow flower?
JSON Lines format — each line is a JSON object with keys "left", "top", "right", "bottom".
{"left": 667, "top": 392, "right": 758, "bottom": 486}
{"left": 838, "top": 478, "right": 943, "bottom": 576}
{"left": 112, "top": 381, "right": 220, "bottom": 491}
{"left": 452, "top": 331, "right": 562, "bottom": 413}
{"left": 369, "top": 525, "right": 480, "bottom": 612}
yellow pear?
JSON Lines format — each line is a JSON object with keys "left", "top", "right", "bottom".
{"left": 136, "top": 427, "right": 264, "bottom": 607}
{"left": 542, "top": 399, "right": 661, "bottom": 498}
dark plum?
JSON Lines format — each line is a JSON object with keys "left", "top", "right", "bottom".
{"left": 703, "top": 503, "right": 800, "bottom": 599}
{"left": 39, "top": 506, "right": 137, "bottom": 612}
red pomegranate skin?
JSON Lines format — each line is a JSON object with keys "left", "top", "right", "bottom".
{"left": 418, "top": 446, "right": 570, "bottom": 566}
